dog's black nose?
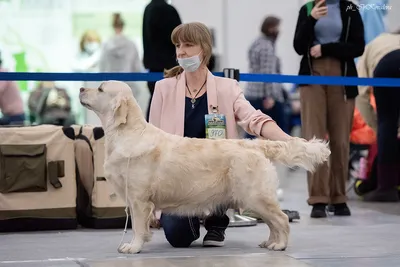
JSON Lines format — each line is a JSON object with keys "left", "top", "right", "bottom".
{"left": 80, "top": 87, "right": 85, "bottom": 92}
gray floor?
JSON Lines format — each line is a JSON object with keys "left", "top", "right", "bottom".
{"left": 1, "top": 168, "right": 399, "bottom": 267}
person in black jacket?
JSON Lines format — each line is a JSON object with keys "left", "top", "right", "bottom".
{"left": 142, "top": 0, "right": 182, "bottom": 121}
{"left": 293, "top": 0, "right": 365, "bottom": 218}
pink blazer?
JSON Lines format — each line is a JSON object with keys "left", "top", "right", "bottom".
{"left": 149, "top": 70, "right": 273, "bottom": 139}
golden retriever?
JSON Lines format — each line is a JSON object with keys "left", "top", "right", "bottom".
{"left": 79, "top": 80, "right": 330, "bottom": 254}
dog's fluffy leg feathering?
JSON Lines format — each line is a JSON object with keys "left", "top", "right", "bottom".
{"left": 254, "top": 137, "right": 331, "bottom": 172}
{"left": 118, "top": 200, "right": 155, "bottom": 254}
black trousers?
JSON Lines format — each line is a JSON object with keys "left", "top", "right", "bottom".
{"left": 160, "top": 207, "right": 229, "bottom": 248}
{"left": 146, "top": 81, "right": 156, "bottom": 122}
{"left": 373, "top": 49, "right": 400, "bottom": 190}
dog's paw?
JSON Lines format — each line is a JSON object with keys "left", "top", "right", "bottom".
{"left": 259, "top": 241, "right": 286, "bottom": 251}
{"left": 118, "top": 243, "right": 142, "bottom": 254}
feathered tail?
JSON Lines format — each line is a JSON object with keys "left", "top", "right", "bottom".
{"left": 248, "top": 137, "right": 331, "bottom": 172}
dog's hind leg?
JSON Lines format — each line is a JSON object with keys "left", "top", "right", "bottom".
{"left": 249, "top": 196, "right": 289, "bottom": 251}
{"left": 118, "top": 199, "right": 154, "bottom": 254}
{"left": 237, "top": 160, "right": 289, "bottom": 251}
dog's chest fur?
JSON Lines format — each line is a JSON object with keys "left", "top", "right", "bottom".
{"left": 103, "top": 138, "right": 154, "bottom": 199}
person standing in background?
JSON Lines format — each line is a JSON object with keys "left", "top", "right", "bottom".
{"left": 72, "top": 30, "right": 103, "bottom": 125}
{"left": 244, "top": 16, "right": 289, "bottom": 206}
{"left": 356, "top": 31, "right": 400, "bottom": 202}
{"left": 142, "top": 0, "right": 182, "bottom": 121}
{"left": 73, "top": 30, "right": 102, "bottom": 73}
{"left": 358, "top": 0, "right": 389, "bottom": 45}
{"left": 245, "top": 16, "right": 288, "bottom": 135}
{"left": 0, "top": 51, "right": 25, "bottom": 126}
{"left": 293, "top": 0, "right": 365, "bottom": 218}
{"left": 99, "top": 13, "right": 143, "bottom": 100}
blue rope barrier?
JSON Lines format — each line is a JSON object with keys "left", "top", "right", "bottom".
{"left": 239, "top": 73, "right": 400, "bottom": 87}
{"left": 0, "top": 72, "right": 167, "bottom": 82}
{"left": 1, "top": 72, "right": 400, "bottom": 87}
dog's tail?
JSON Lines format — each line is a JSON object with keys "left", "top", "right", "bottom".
{"left": 252, "top": 137, "right": 331, "bottom": 172}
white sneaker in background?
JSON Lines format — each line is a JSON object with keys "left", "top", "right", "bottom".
{"left": 277, "top": 188, "right": 284, "bottom": 201}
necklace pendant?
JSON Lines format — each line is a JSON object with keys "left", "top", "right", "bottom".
{"left": 191, "top": 98, "right": 196, "bottom": 109}
{"left": 191, "top": 103, "right": 195, "bottom": 109}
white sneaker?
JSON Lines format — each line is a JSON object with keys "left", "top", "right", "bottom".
{"left": 277, "top": 188, "right": 284, "bottom": 201}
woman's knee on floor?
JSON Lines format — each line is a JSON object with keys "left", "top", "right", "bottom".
{"left": 160, "top": 214, "right": 200, "bottom": 248}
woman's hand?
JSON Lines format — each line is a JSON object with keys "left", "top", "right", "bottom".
{"left": 311, "top": 0, "right": 328, "bottom": 20}
{"left": 310, "top": 45, "right": 322, "bottom": 58}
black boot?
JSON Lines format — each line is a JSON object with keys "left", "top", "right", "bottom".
{"left": 333, "top": 203, "right": 351, "bottom": 216}
{"left": 310, "top": 203, "right": 327, "bottom": 218}
{"left": 364, "top": 164, "right": 400, "bottom": 202}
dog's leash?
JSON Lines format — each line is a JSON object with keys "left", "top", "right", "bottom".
{"left": 118, "top": 157, "right": 131, "bottom": 250}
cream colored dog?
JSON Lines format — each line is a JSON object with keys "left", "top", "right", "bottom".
{"left": 79, "top": 80, "right": 331, "bottom": 254}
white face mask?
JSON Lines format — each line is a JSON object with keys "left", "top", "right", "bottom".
{"left": 84, "top": 42, "right": 99, "bottom": 54}
{"left": 177, "top": 53, "right": 202, "bottom": 72}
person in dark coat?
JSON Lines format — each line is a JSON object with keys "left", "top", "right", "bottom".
{"left": 142, "top": 0, "right": 182, "bottom": 121}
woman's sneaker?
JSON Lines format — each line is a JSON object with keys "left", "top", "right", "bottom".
{"left": 203, "top": 229, "right": 225, "bottom": 247}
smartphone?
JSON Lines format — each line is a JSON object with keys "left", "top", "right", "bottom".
{"left": 315, "top": 0, "right": 326, "bottom": 7}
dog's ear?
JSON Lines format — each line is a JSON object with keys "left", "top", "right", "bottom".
{"left": 112, "top": 93, "right": 129, "bottom": 126}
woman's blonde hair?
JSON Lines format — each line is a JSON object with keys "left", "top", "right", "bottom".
{"left": 164, "top": 22, "right": 213, "bottom": 78}
{"left": 79, "top": 30, "right": 101, "bottom": 52}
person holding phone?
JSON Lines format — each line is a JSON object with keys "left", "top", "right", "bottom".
{"left": 293, "top": 0, "right": 365, "bottom": 218}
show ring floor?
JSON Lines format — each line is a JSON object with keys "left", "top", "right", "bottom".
{"left": 1, "top": 169, "right": 399, "bottom": 267}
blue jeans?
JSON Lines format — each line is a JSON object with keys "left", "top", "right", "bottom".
{"left": 0, "top": 114, "right": 25, "bottom": 126}
{"left": 160, "top": 209, "right": 229, "bottom": 248}
{"left": 245, "top": 98, "right": 288, "bottom": 139}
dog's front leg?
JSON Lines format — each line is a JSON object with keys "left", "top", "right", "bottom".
{"left": 118, "top": 199, "right": 153, "bottom": 254}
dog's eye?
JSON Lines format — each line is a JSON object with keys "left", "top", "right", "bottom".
{"left": 98, "top": 88, "right": 103, "bottom": 92}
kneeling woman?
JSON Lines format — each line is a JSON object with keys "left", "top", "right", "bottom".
{"left": 149, "top": 22, "right": 295, "bottom": 248}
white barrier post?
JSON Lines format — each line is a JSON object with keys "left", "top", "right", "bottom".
{"left": 223, "top": 68, "right": 257, "bottom": 227}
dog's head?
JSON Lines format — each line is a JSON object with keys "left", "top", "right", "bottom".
{"left": 79, "top": 80, "right": 133, "bottom": 126}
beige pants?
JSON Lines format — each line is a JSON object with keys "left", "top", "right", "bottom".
{"left": 300, "top": 57, "right": 355, "bottom": 205}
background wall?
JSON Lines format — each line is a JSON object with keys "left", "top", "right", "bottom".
{"left": 386, "top": 1, "right": 400, "bottom": 31}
